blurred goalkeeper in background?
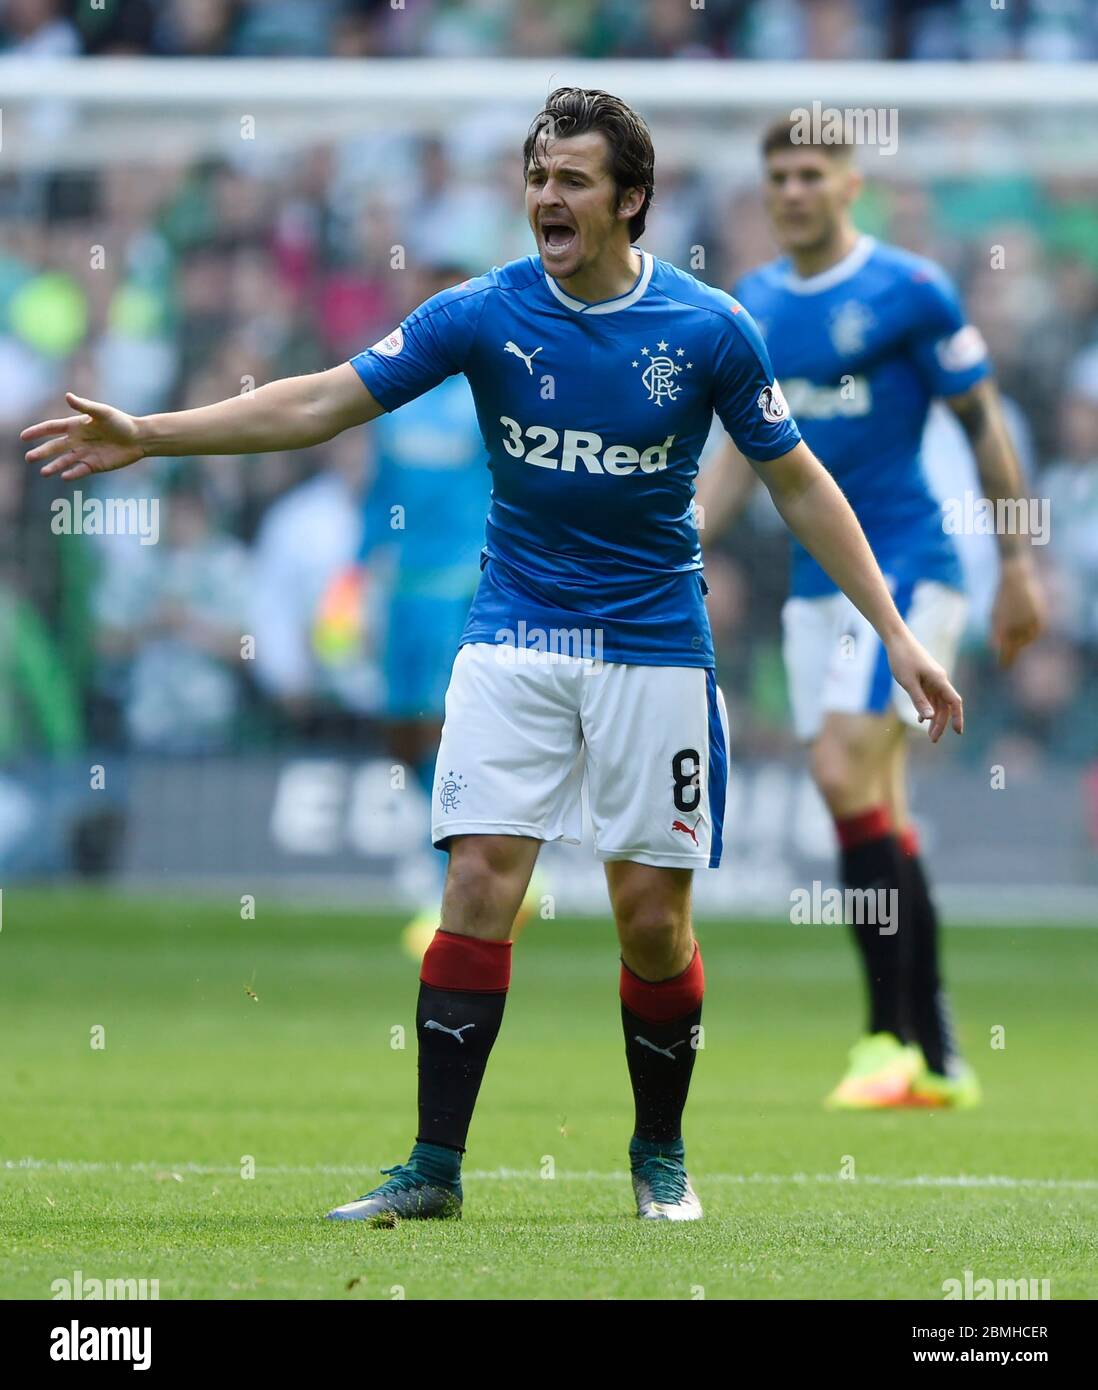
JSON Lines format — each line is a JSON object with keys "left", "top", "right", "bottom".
{"left": 356, "top": 261, "right": 500, "bottom": 950}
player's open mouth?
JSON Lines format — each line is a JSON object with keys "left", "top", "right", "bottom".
{"left": 541, "top": 222, "right": 577, "bottom": 256}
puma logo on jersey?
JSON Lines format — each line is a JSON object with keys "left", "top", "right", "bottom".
{"left": 424, "top": 1020, "right": 476, "bottom": 1043}
{"left": 503, "top": 341, "right": 543, "bottom": 374}
{"left": 635, "top": 1036, "right": 688, "bottom": 1060}
{"left": 499, "top": 416, "right": 675, "bottom": 475}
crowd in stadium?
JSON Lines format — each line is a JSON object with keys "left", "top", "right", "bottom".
{"left": 2, "top": 3, "right": 1097, "bottom": 772}
{"left": 3, "top": 123, "right": 1097, "bottom": 769}
{"left": 3, "top": 0, "right": 1098, "bottom": 62}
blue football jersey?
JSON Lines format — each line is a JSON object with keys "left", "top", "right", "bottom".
{"left": 733, "top": 235, "right": 991, "bottom": 598}
{"left": 360, "top": 375, "right": 489, "bottom": 598}
{"left": 350, "top": 250, "right": 800, "bottom": 665}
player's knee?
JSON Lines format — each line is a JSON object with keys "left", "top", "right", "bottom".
{"left": 616, "top": 903, "right": 691, "bottom": 975}
{"left": 442, "top": 836, "right": 531, "bottom": 936}
{"left": 811, "top": 739, "right": 858, "bottom": 811}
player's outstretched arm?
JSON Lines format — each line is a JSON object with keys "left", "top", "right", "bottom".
{"left": 752, "top": 439, "right": 964, "bottom": 742}
{"left": 22, "top": 364, "right": 384, "bottom": 482}
{"left": 694, "top": 436, "right": 758, "bottom": 543}
{"left": 946, "top": 378, "right": 1046, "bottom": 667}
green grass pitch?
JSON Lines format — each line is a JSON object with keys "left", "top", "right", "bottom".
{"left": 2, "top": 887, "right": 1095, "bottom": 1300}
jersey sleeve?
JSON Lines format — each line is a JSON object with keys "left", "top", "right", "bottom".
{"left": 907, "top": 264, "right": 991, "bottom": 399}
{"left": 348, "top": 281, "right": 488, "bottom": 411}
{"left": 712, "top": 305, "right": 801, "bottom": 462}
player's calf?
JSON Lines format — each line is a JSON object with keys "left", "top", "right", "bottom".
{"left": 614, "top": 878, "right": 708, "bottom": 1217}
{"left": 327, "top": 851, "right": 522, "bottom": 1224}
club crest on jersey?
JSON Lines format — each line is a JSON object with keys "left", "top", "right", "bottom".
{"left": 633, "top": 341, "right": 691, "bottom": 406}
{"left": 371, "top": 327, "right": 404, "bottom": 357}
{"left": 757, "top": 380, "right": 790, "bottom": 424}
{"left": 438, "top": 769, "right": 467, "bottom": 813}
{"left": 828, "top": 300, "right": 875, "bottom": 356}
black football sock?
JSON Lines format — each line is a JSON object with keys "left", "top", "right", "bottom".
{"left": 620, "top": 944, "right": 704, "bottom": 1145}
{"left": 897, "top": 827, "right": 958, "bottom": 1076}
{"left": 415, "top": 929, "right": 511, "bottom": 1155}
{"left": 407, "top": 1140, "right": 462, "bottom": 1190}
{"left": 837, "top": 807, "right": 909, "bottom": 1041}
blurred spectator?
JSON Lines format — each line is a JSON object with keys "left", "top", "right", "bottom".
{"left": 250, "top": 432, "right": 376, "bottom": 727}
{"left": 0, "top": 576, "right": 83, "bottom": 758}
{"left": 6, "top": 1, "right": 1098, "bottom": 60}
{"left": 150, "top": 0, "right": 241, "bottom": 57}
{"left": 0, "top": 453, "right": 83, "bottom": 758}
{"left": 1043, "top": 344, "right": 1098, "bottom": 643}
{"left": 976, "top": 635, "right": 1098, "bottom": 768}
{"left": 92, "top": 474, "right": 250, "bottom": 752}
{"left": 1, "top": 0, "right": 79, "bottom": 57}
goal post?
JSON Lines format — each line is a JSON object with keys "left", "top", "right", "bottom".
{"left": 1, "top": 58, "right": 1096, "bottom": 174}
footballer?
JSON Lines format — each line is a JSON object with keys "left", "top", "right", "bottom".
{"left": 24, "top": 89, "right": 963, "bottom": 1223}
{"left": 699, "top": 116, "right": 1044, "bottom": 1111}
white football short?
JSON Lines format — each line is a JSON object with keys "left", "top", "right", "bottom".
{"left": 781, "top": 579, "right": 967, "bottom": 742}
{"left": 431, "top": 643, "right": 730, "bottom": 869}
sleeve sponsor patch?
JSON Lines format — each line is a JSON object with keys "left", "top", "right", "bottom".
{"left": 934, "top": 324, "right": 987, "bottom": 373}
{"left": 371, "top": 327, "right": 404, "bottom": 357}
{"left": 758, "top": 380, "right": 790, "bottom": 423}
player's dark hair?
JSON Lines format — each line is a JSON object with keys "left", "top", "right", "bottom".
{"left": 523, "top": 87, "right": 655, "bottom": 240}
{"left": 761, "top": 113, "right": 855, "bottom": 161}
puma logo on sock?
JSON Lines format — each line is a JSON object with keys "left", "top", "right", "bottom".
{"left": 424, "top": 1020, "right": 476, "bottom": 1043}
{"left": 635, "top": 1035, "right": 687, "bottom": 1060}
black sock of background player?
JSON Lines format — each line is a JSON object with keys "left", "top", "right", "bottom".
{"left": 837, "top": 807, "right": 908, "bottom": 1041}
{"left": 620, "top": 944, "right": 704, "bottom": 1145}
{"left": 897, "top": 826, "right": 958, "bottom": 1075}
{"left": 415, "top": 930, "right": 510, "bottom": 1154}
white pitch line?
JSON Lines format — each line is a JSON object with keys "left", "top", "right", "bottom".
{"left": 3, "top": 1158, "right": 1096, "bottom": 1191}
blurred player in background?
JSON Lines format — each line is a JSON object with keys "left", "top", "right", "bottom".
{"left": 699, "top": 116, "right": 1045, "bottom": 1110}
{"left": 357, "top": 262, "right": 494, "bottom": 952}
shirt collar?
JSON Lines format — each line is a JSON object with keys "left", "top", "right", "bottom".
{"left": 781, "top": 235, "right": 876, "bottom": 295}
{"left": 544, "top": 248, "right": 654, "bottom": 315}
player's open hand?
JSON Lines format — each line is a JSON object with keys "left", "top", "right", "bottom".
{"left": 885, "top": 630, "right": 964, "bottom": 743}
{"left": 991, "top": 553, "right": 1045, "bottom": 668}
{"left": 22, "top": 392, "right": 145, "bottom": 482}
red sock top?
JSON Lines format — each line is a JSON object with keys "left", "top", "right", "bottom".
{"left": 421, "top": 929, "right": 512, "bottom": 992}
{"left": 835, "top": 805, "right": 893, "bottom": 850}
{"left": 620, "top": 942, "right": 705, "bottom": 1023}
